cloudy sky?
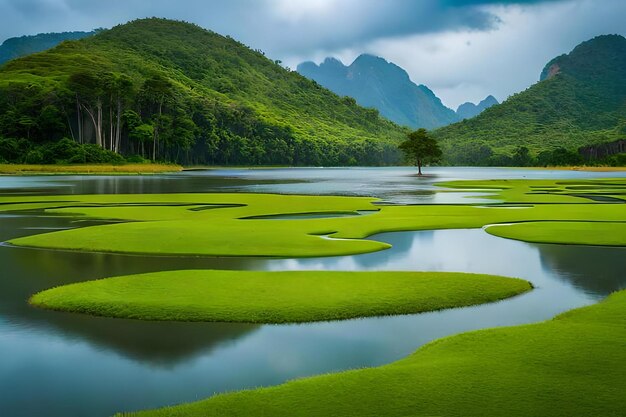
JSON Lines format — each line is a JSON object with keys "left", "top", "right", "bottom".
{"left": 1, "top": 0, "right": 625, "bottom": 108}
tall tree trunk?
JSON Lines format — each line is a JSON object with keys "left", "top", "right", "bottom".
{"left": 64, "top": 105, "right": 76, "bottom": 142}
{"left": 153, "top": 99, "right": 163, "bottom": 162}
{"left": 76, "top": 95, "right": 83, "bottom": 144}
{"left": 83, "top": 105, "right": 99, "bottom": 145}
{"left": 114, "top": 97, "right": 122, "bottom": 153}
{"left": 109, "top": 95, "right": 114, "bottom": 151}
{"left": 97, "top": 99, "right": 103, "bottom": 147}
{"left": 417, "top": 160, "right": 422, "bottom": 176}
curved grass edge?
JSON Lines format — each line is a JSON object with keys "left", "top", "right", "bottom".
{"left": 29, "top": 270, "right": 532, "bottom": 324}
{"left": 117, "top": 288, "right": 626, "bottom": 417}
{"left": 485, "top": 221, "right": 626, "bottom": 246}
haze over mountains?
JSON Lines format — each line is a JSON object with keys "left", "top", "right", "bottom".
{"left": 0, "top": 31, "right": 95, "bottom": 65}
{"left": 456, "top": 96, "right": 499, "bottom": 120}
{"left": 298, "top": 55, "right": 497, "bottom": 129}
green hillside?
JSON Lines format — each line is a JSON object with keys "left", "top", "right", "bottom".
{"left": 0, "top": 18, "right": 406, "bottom": 166}
{"left": 435, "top": 35, "right": 626, "bottom": 165}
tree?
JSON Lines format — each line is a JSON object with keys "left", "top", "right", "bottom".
{"left": 399, "top": 128, "right": 442, "bottom": 175}
{"left": 512, "top": 146, "right": 533, "bottom": 167}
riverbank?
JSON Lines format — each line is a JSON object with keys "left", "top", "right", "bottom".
{"left": 0, "top": 163, "right": 182, "bottom": 175}
{"left": 533, "top": 166, "right": 626, "bottom": 172}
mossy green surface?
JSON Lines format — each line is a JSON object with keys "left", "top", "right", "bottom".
{"left": 3, "top": 178, "right": 626, "bottom": 256}
{"left": 485, "top": 221, "right": 626, "bottom": 246}
{"left": 29, "top": 270, "right": 531, "bottom": 323}
{"left": 440, "top": 178, "right": 626, "bottom": 203}
{"left": 119, "top": 289, "right": 626, "bottom": 417}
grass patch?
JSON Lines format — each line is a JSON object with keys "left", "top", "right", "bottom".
{"left": 119, "top": 288, "right": 626, "bottom": 417}
{"left": 29, "top": 270, "right": 531, "bottom": 323}
{"left": 3, "top": 178, "right": 626, "bottom": 256}
{"left": 0, "top": 163, "right": 182, "bottom": 175}
{"left": 485, "top": 221, "right": 626, "bottom": 246}
{"left": 440, "top": 178, "right": 626, "bottom": 203}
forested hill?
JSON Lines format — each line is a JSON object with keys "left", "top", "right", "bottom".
{"left": 0, "top": 31, "right": 95, "bottom": 65}
{"left": 298, "top": 55, "right": 459, "bottom": 129}
{"left": 0, "top": 18, "right": 407, "bottom": 166}
{"left": 434, "top": 34, "right": 626, "bottom": 165}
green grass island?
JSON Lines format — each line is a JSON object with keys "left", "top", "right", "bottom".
{"left": 30, "top": 270, "right": 532, "bottom": 323}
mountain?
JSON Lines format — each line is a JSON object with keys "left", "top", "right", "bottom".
{"left": 456, "top": 95, "right": 499, "bottom": 120}
{"left": 0, "top": 31, "right": 95, "bottom": 65}
{"left": 0, "top": 19, "right": 407, "bottom": 166}
{"left": 434, "top": 34, "right": 626, "bottom": 165}
{"left": 298, "top": 55, "right": 458, "bottom": 129}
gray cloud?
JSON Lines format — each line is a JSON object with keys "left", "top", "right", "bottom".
{"left": 0, "top": 0, "right": 549, "bottom": 56}
{"left": 0, "top": 0, "right": 622, "bottom": 108}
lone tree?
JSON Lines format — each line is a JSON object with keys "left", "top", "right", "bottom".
{"left": 399, "top": 128, "right": 442, "bottom": 176}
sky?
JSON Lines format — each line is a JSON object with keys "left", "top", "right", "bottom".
{"left": 0, "top": 0, "right": 625, "bottom": 108}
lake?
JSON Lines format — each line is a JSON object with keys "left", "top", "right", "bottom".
{"left": 1, "top": 167, "right": 625, "bottom": 417}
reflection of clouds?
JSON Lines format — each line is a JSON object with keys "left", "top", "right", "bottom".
{"left": 2, "top": 228, "right": 624, "bottom": 416}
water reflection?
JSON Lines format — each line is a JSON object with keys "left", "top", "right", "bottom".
{"left": 538, "top": 244, "right": 626, "bottom": 296}
{"left": 2, "top": 168, "right": 626, "bottom": 417}
{"left": 2, "top": 213, "right": 625, "bottom": 417}
{"left": 3, "top": 167, "right": 625, "bottom": 204}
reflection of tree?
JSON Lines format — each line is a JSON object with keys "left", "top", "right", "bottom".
{"left": 0, "top": 215, "right": 261, "bottom": 366}
{"left": 537, "top": 244, "right": 626, "bottom": 296}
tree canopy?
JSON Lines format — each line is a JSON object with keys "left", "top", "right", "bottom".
{"left": 0, "top": 18, "right": 407, "bottom": 166}
{"left": 399, "top": 128, "right": 442, "bottom": 175}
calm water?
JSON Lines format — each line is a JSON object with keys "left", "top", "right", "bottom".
{"left": 1, "top": 167, "right": 625, "bottom": 417}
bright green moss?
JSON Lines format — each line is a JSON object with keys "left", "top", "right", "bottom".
{"left": 30, "top": 270, "right": 531, "bottom": 323}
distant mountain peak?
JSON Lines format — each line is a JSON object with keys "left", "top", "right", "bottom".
{"left": 540, "top": 34, "right": 626, "bottom": 81}
{"left": 456, "top": 95, "right": 499, "bottom": 120}
{"left": 0, "top": 30, "right": 95, "bottom": 65}
{"left": 298, "top": 54, "right": 457, "bottom": 129}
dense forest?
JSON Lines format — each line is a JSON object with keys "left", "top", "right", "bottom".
{"left": 0, "top": 18, "right": 406, "bottom": 166}
{"left": 433, "top": 35, "right": 626, "bottom": 166}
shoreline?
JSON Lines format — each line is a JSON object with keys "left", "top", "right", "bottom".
{"left": 0, "top": 163, "right": 183, "bottom": 175}
{"left": 527, "top": 166, "right": 626, "bottom": 172}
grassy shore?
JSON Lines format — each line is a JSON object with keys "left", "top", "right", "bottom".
{"left": 486, "top": 221, "right": 626, "bottom": 246}
{"left": 30, "top": 270, "right": 531, "bottom": 323}
{"left": 0, "top": 163, "right": 182, "bottom": 175}
{"left": 535, "top": 166, "right": 626, "bottom": 172}
{"left": 120, "top": 288, "right": 626, "bottom": 417}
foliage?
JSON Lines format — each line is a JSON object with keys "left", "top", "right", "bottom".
{"left": 399, "top": 128, "right": 442, "bottom": 174}
{"left": 0, "top": 18, "right": 406, "bottom": 166}
{"left": 0, "top": 137, "right": 124, "bottom": 164}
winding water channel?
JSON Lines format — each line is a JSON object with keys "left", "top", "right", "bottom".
{"left": 1, "top": 167, "right": 625, "bottom": 417}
